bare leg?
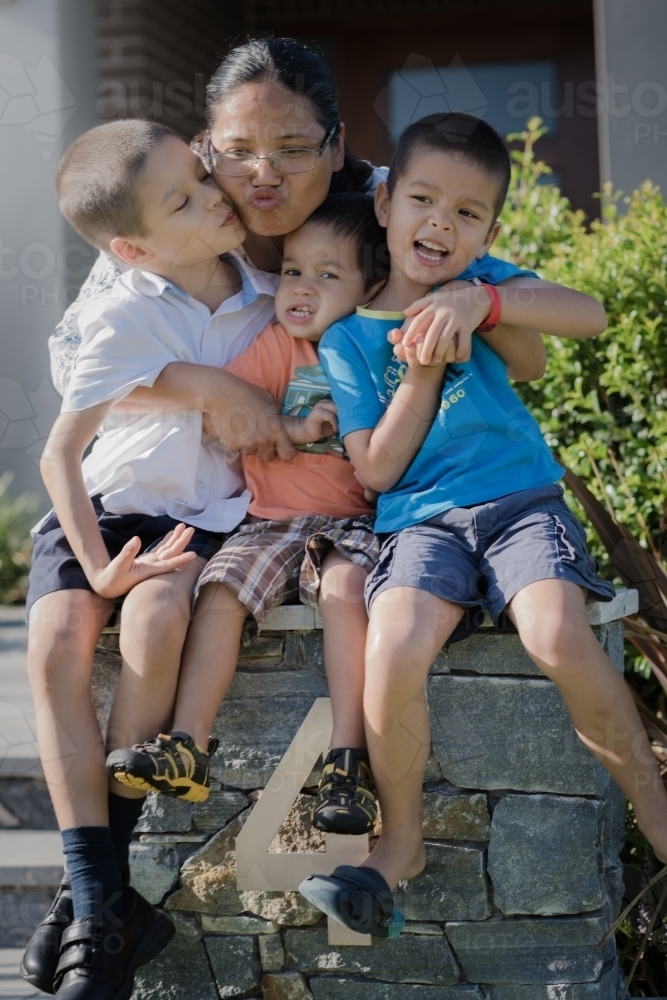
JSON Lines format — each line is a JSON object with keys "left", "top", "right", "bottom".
{"left": 363, "top": 587, "right": 463, "bottom": 888}
{"left": 107, "top": 557, "right": 205, "bottom": 749}
{"left": 171, "top": 582, "right": 246, "bottom": 749}
{"left": 318, "top": 551, "right": 369, "bottom": 749}
{"left": 27, "top": 590, "right": 114, "bottom": 829}
{"left": 509, "top": 579, "right": 667, "bottom": 863}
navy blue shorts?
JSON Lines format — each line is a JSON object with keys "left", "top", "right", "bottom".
{"left": 365, "top": 484, "right": 615, "bottom": 643}
{"left": 26, "top": 496, "right": 226, "bottom": 615}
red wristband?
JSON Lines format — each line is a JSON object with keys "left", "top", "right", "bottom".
{"left": 475, "top": 283, "right": 501, "bottom": 333}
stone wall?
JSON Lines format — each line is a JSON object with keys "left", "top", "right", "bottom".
{"left": 91, "top": 596, "right": 635, "bottom": 1000}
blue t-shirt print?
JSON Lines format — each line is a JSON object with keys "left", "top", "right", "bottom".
{"left": 318, "top": 255, "right": 563, "bottom": 534}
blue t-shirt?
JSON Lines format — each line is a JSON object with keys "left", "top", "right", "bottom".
{"left": 319, "top": 256, "right": 563, "bottom": 534}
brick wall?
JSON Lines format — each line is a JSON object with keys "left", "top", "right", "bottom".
{"left": 96, "top": 0, "right": 244, "bottom": 138}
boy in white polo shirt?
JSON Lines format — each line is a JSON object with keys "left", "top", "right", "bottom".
{"left": 22, "top": 119, "right": 286, "bottom": 1000}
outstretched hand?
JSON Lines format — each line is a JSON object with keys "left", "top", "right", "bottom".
{"left": 90, "top": 523, "right": 197, "bottom": 599}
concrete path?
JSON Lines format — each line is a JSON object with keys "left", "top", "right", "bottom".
{"left": 0, "top": 608, "right": 39, "bottom": 778}
{"left": 0, "top": 831, "right": 63, "bottom": 885}
{"left": 0, "top": 950, "right": 39, "bottom": 998}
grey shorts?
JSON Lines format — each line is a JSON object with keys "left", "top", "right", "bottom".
{"left": 365, "top": 484, "right": 615, "bottom": 643}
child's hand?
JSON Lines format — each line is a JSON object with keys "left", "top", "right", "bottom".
{"left": 287, "top": 399, "right": 339, "bottom": 446}
{"left": 389, "top": 280, "right": 492, "bottom": 366}
{"left": 91, "top": 523, "right": 197, "bottom": 599}
{"left": 390, "top": 328, "right": 458, "bottom": 367}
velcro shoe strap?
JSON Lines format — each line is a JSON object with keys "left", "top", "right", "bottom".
{"left": 61, "top": 918, "right": 102, "bottom": 948}
{"left": 56, "top": 943, "right": 98, "bottom": 974}
{"left": 43, "top": 908, "right": 71, "bottom": 926}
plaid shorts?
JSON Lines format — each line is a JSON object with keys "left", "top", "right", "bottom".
{"left": 193, "top": 514, "right": 379, "bottom": 646}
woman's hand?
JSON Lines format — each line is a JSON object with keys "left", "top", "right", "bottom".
{"left": 90, "top": 524, "right": 197, "bottom": 599}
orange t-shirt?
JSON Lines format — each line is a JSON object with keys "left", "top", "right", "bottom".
{"left": 224, "top": 321, "right": 373, "bottom": 521}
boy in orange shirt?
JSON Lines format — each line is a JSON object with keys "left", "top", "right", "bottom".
{"left": 107, "top": 192, "right": 547, "bottom": 832}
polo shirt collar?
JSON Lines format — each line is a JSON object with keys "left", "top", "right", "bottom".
{"left": 120, "top": 268, "right": 171, "bottom": 297}
{"left": 224, "top": 249, "right": 279, "bottom": 304}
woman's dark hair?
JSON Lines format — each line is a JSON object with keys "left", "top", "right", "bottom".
{"left": 306, "top": 193, "right": 389, "bottom": 291}
{"left": 387, "top": 113, "right": 511, "bottom": 218}
{"left": 206, "top": 37, "right": 374, "bottom": 193}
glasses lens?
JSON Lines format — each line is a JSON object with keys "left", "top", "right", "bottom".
{"left": 210, "top": 149, "right": 319, "bottom": 176}
{"left": 211, "top": 153, "right": 256, "bottom": 176}
{"left": 270, "top": 149, "right": 318, "bottom": 174}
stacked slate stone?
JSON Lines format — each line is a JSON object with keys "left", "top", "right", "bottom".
{"left": 91, "top": 596, "right": 633, "bottom": 1000}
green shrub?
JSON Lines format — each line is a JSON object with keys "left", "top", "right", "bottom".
{"left": 0, "top": 472, "right": 39, "bottom": 604}
{"left": 496, "top": 119, "right": 667, "bottom": 564}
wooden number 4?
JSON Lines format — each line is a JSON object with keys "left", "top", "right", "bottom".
{"left": 235, "top": 697, "right": 372, "bottom": 945}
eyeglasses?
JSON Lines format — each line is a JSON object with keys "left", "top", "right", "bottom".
{"left": 205, "top": 124, "right": 340, "bottom": 177}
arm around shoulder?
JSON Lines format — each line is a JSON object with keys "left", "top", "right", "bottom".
{"left": 478, "top": 324, "right": 547, "bottom": 381}
{"left": 496, "top": 277, "right": 607, "bottom": 340}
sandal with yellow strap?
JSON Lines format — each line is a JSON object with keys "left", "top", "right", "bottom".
{"left": 106, "top": 731, "right": 218, "bottom": 803}
{"left": 311, "top": 748, "right": 377, "bottom": 835}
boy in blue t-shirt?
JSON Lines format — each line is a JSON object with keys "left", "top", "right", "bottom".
{"left": 299, "top": 112, "right": 667, "bottom": 937}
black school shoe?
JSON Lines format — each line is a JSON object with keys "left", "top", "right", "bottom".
{"left": 20, "top": 867, "right": 131, "bottom": 996}
{"left": 20, "top": 877, "right": 73, "bottom": 994}
{"left": 311, "top": 748, "right": 378, "bottom": 835}
{"left": 52, "top": 885, "right": 174, "bottom": 999}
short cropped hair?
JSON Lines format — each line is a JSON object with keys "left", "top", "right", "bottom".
{"left": 387, "top": 113, "right": 511, "bottom": 219}
{"left": 305, "top": 192, "right": 389, "bottom": 291}
{"left": 56, "top": 119, "right": 175, "bottom": 250}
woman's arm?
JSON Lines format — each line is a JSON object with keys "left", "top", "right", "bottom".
{"left": 49, "top": 253, "right": 122, "bottom": 396}
{"left": 477, "top": 324, "right": 547, "bottom": 381}
{"left": 40, "top": 405, "right": 196, "bottom": 598}
{"left": 343, "top": 359, "right": 446, "bottom": 495}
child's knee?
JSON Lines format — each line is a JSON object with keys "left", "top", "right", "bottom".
{"left": 27, "top": 622, "right": 90, "bottom": 694}
{"left": 122, "top": 580, "right": 189, "bottom": 634}
{"left": 523, "top": 616, "right": 596, "bottom": 669}
{"left": 319, "top": 558, "right": 367, "bottom": 607}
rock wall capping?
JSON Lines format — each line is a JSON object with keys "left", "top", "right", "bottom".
{"left": 91, "top": 589, "right": 638, "bottom": 1000}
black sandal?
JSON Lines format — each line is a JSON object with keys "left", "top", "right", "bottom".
{"left": 311, "top": 748, "right": 377, "bottom": 835}
{"left": 298, "top": 865, "right": 404, "bottom": 938}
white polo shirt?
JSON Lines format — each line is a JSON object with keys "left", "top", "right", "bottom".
{"left": 62, "top": 252, "right": 278, "bottom": 533}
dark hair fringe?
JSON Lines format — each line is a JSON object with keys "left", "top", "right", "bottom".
{"left": 206, "top": 37, "right": 374, "bottom": 194}
{"left": 387, "top": 112, "right": 511, "bottom": 217}
{"left": 307, "top": 192, "right": 389, "bottom": 291}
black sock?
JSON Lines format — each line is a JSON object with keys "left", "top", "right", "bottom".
{"left": 108, "top": 792, "right": 145, "bottom": 874}
{"left": 61, "top": 826, "right": 124, "bottom": 919}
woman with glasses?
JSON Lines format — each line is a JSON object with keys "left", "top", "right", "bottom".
{"left": 49, "top": 35, "right": 387, "bottom": 451}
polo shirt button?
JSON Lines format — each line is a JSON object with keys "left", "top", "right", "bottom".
{"left": 197, "top": 481, "right": 205, "bottom": 489}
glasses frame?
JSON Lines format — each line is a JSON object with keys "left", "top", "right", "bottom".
{"left": 205, "top": 123, "right": 340, "bottom": 177}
